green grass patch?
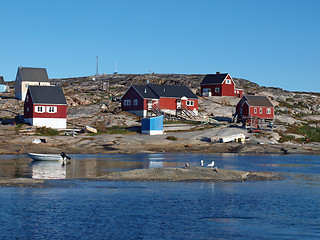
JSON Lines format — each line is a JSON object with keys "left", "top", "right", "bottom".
{"left": 163, "top": 120, "right": 200, "bottom": 125}
{"left": 278, "top": 101, "right": 295, "bottom": 108}
{"left": 282, "top": 124, "right": 320, "bottom": 142}
{"left": 91, "top": 126, "right": 133, "bottom": 135}
{"left": 278, "top": 134, "right": 295, "bottom": 143}
{"left": 166, "top": 136, "right": 178, "bottom": 141}
{"left": 36, "top": 127, "right": 59, "bottom": 136}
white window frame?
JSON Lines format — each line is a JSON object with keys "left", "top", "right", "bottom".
{"left": 225, "top": 79, "right": 231, "bottom": 84}
{"left": 259, "top": 108, "right": 262, "bottom": 114}
{"left": 133, "top": 99, "right": 138, "bottom": 106}
{"left": 203, "top": 88, "right": 211, "bottom": 93}
{"left": 35, "top": 106, "right": 44, "bottom": 113}
{"left": 254, "top": 108, "right": 257, "bottom": 114}
{"left": 267, "top": 108, "right": 271, "bottom": 114}
{"left": 124, "top": 100, "right": 131, "bottom": 106}
{"left": 215, "top": 87, "right": 220, "bottom": 93}
{"left": 186, "top": 100, "right": 194, "bottom": 106}
{"left": 47, "top": 106, "right": 57, "bottom": 113}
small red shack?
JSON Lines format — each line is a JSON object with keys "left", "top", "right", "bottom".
{"left": 24, "top": 86, "right": 67, "bottom": 129}
{"left": 235, "top": 95, "right": 274, "bottom": 128}
{"left": 200, "top": 72, "right": 243, "bottom": 97}
{"left": 121, "top": 84, "right": 198, "bottom": 118}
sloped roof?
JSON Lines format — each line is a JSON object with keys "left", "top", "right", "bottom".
{"left": 200, "top": 73, "right": 229, "bottom": 85}
{"left": 132, "top": 85, "right": 159, "bottom": 99}
{"left": 18, "top": 67, "right": 49, "bottom": 82}
{"left": 0, "top": 76, "right": 4, "bottom": 84}
{"left": 148, "top": 84, "right": 198, "bottom": 99}
{"left": 132, "top": 84, "right": 198, "bottom": 99}
{"left": 28, "top": 86, "right": 66, "bottom": 105}
{"left": 244, "top": 95, "right": 274, "bottom": 107}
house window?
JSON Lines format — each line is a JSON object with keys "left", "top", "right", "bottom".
{"left": 215, "top": 87, "right": 220, "bottom": 93}
{"left": 267, "top": 108, "right": 271, "bottom": 114}
{"left": 35, "top": 106, "right": 44, "bottom": 113}
{"left": 133, "top": 99, "right": 138, "bottom": 106}
{"left": 124, "top": 100, "right": 131, "bottom": 106}
{"left": 47, "top": 106, "right": 57, "bottom": 113}
{"left": 240, "top": 108, "right": 243, "bottom": 115}
{"left": 27, "top": 107, "right": 29, "bottom": 112}
{"left": 254, "top": 108, "right": 257, "bottom": 114}
{"left": 259, "top": 108, "right": 262, "bottom": 114}
{"left": 186, "top": 101, "right": 194, "bottom": 106}
{"left": 26, "top": 95, "right": 29, "bottom": 102}
{"left": 225, "top": 79, "right": 231, "bottom": 84}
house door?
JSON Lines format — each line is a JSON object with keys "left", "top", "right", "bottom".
{"left": 176, "top": 100, "right": 181, "bottom": 109}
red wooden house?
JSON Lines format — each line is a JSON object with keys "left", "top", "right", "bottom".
{"left": 200, "top": 72, "right": 243, "bottom": 97}
{"left": 24, "top": 86, "right": 67, "bottom": 129}
{"left": 235, "top": 95, "right": 274, "bottom": 127}
{"left": 121, "top": 84, "right": 198, "bottom": 118}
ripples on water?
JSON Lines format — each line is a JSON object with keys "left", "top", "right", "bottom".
{"left": 0, "top": 154, "right": 320, "bottom": 239}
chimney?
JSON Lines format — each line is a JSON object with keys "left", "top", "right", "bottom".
{"left": 216, "top": 72, "right": 220, "bottom": 74}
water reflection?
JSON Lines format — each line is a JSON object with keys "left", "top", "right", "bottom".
{"left": 31, "top": 161, "right": 66, "bottom": 179}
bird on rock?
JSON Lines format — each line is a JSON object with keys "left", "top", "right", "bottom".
{"left": 207, "top": 161, "right": 215, "bottom": 168}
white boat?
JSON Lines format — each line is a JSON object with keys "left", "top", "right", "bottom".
{"left": 28, "top": 153, "right": 63, "bottom": 161}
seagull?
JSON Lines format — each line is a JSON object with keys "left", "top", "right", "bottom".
{"left": 207, "top": 161, "right": 215, "bottom": 168}
{"left": 200, "top": 160, "right": 204, "bottom": 166}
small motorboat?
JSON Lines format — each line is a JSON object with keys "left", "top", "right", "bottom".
{"left": 28, "top": 152, "right": 71, "bottom": 161}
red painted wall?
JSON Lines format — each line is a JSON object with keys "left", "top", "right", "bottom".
{"left": 24, "top": 91, "right": 67, "bottom": 119}
{"left": 122, "top": 86, "right": 198, "bottom": 112}
{"left": 121, "top": 86, "right": 145, "bottom": 111}
{"left": 159, "top": 97, "right": 198, "bottom": 111}
{"left": 201, "top": 84, "right": 221, "bottom": 96}
{"left": 201, "top": 75, "right": 242, "bottom": 97}
{"left": 236, "top": 98, "right": 274, "bottom": 120}
{"left": 249, "top": 106, "right": 274, "bottom": 119}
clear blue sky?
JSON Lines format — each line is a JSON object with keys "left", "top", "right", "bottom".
{"left": 1, "top": 0, "right": 319, "bottom": 92}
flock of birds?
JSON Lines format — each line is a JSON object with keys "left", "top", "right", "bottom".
{"left": 186, "top": 160, "right": 215, "bottom": 168}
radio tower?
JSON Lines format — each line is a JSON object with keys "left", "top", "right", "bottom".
{"left": 96, "top": 56, "right": 99, "bottom": 76}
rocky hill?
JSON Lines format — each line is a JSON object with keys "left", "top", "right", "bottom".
{"left": 2, "top": 73, "right": 320, "bottom": 144}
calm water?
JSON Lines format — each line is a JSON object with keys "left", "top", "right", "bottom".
{"left": 0, "top": 154, "right": 319, "bottom": 239}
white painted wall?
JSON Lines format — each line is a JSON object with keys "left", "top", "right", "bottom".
{"left": 25, "top": 118, "right": 66, "bottom": 129}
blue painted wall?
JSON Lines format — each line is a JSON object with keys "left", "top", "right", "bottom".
{"left": 141, "top": 116, "right": 163, "bottom": 131}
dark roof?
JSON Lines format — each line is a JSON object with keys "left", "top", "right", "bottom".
{"left": 148, "top": 84, "right": 198, "bottom": 99}
{"left": 0, "top": 76, "right": 4, "bottom": 84}
{"left": 132, "top": 85, "right": 159, "bottom": 99}
{"left": 244, "top": 95, "right": 274, "bottom": 107}
{"left": 18, "top": 67, "right": 49, "bottom": 82}
{"left": 132, "top": 84, "right": 198, "bottom": 99}
{"left": 28, "top": 86, "right": 67, "bottom": 105}
{"left": 200, "top": 73, "right": 229, "bottom": 85}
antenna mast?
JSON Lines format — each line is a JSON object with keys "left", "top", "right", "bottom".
{"left": 114, "top": 61, "right": 118, "bottom": 74}
{"left": 96, "top": 56, "right": 99, "bottom": 76}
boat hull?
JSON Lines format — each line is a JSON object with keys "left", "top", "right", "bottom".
{"left": 28, "top": 153, "right": 63, "bottom": 161}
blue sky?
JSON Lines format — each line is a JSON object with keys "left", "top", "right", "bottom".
{"left": 1, "top": 0, "right": 319, "bottom": 92}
